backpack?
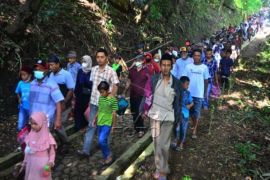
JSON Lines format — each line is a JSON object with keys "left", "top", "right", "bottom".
{"left": 117, "top": 97, "right": 129, "bottom": 115}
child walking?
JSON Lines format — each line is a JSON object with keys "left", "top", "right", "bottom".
{"left": 22, "top": 112, "right": 57, "bottom": 180}
{"left": 178, "top": 76, "right": 193, "bottom": 149}
{"left": 92, "top": 81, "right": 118, "bottom": 166}
{"left": 172, "top": 76, "right": 193, "bottom": 151}
{"left": 15, "top": 66, "right": 32, "bottom": 131}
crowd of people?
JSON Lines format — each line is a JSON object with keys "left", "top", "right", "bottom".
{"left": 12, "top": 11, "right": 266, "bottom": 180}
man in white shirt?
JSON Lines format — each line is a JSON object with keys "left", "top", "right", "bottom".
{"left": 171, "top": 47, "right": 194, "bottom": 79}
{"left": 183, "top": 49, "right": 210, "bottom": 139}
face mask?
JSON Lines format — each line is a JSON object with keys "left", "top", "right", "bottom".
{"left": 135, "top": 62, "right": 142, "bottom": 68}
{"left": 34, "top": 71, "right": 45, "bottom": 80}
{"left": 154, "top": 58, "right": 160, "bottom": 63}
{"left": 145, "top": 58, "right": 151, "bottom": 62}
{"left": 82, "top": 62, "right": 88, "bottom": 68}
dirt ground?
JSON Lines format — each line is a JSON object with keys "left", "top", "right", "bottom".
{"left": 132, "top": 25, "right": 270, "bottom": 180}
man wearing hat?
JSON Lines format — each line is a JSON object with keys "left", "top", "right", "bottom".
{"left": 48, "top": 54, "right": 75, "bottom": 152}
{"left": 171, "top": 47, "right": 194, "bottom": 79}
{"left": 67, "top": 50, "right": 81, "bottom": 83}
{"left": 29, "top": 59, "right": 64, "bottom": 131}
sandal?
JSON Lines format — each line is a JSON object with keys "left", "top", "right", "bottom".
{"left": 138, "top": 131, "right": 144, "bottom": 138}
{"left": 153, "top": 171, "right": 160, "bottom": 179}
{"left": 191, "top": 134, "right": 197, "bottom": 139}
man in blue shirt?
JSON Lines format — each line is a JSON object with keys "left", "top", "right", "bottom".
{"left": 220, "top": 49, "right": 234, "bottom": 90}
{"left": 202, "top": 48, "right": 218, "bottom": 109}
{"left": 48, "top": 54, "right": 75, "bottom": 152}
{"left": 67, "top": 51, "right": 81, "bottom": 83}
{"left": 29, "top": 59, "right": 64, "bottom": 130}
{"left": 171, "top": 47, "right": 194, "bottom": 79}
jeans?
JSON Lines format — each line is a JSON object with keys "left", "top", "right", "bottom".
{"left": 97, "top": 125, "right": 111, "bottom": 159}
{"left": 221, "top": 76, "right": 230, "bottom": 90}
{"left": 176, "top": 116, "right": 189, "bottom": 144}
{"left": 190, "top": 97, "right": 203, "bottom": 119}
{"left": 18, "top": 107, "right": 30, "bottom": 131}
{"left": 203, "top": 81, "right": 213, "bottom": 109}
{"left": 82, "top": 104, "right": 98, "bottom": 155}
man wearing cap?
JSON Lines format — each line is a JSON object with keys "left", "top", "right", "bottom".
{"left": 171, "top": 47, "right": 194, "bottom": 79}
{"left": 67, "top": 50, "right": 81, "bottom": 83}
{"left": 48, "top": 54, "right": 75, "bottom": 152}
{"left": 29, "top": 59, "right": 64, "bottom": 131}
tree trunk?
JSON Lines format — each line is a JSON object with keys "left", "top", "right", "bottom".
{"left": 5, "top": 0, "right": 44, "bottom": 39}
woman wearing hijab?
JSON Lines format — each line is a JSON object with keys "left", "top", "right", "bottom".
{"left": 74, "top": 55, "right": 93, "bottom": 130}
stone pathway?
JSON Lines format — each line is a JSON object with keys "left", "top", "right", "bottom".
{"left": 52, "top": 113, "right": 144, "bottom": 180}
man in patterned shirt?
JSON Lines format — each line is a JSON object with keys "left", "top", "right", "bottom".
{"left": 202, "top": 48, "right": 218, "bottom": 110}
{"left": 78, "top": 48, "right": 119, "bottom": 157}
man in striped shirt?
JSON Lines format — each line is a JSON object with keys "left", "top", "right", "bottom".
{"left": 78, "top": 48, "right": 119, "bottom": 157}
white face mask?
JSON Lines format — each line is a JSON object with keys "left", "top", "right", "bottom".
{"left": 154, "top": 58, "right": 160, "bottom": 63}
{"left": 135, "top": 61, "right": 143, "bottom": 68}
{"left": 82, "top": 62, "right": 88, "bottom": 68}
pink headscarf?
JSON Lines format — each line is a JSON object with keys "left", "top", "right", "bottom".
{"left": 25, "top": 112, "right": 57, "bottom": 152}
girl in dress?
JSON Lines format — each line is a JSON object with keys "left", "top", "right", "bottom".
{"left": 23, "top": 112, "right": 57, "bottom": 180}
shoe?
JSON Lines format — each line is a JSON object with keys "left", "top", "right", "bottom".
{"left": 77, "top": 150, "right": 89, "bottom": 159}
{"left": 203, "top": 106, "right": 209, "bottom": 110}
{"left": 158, "top": 176, "right": 167, "bottom": 180}
{"left": 153, "top": 171, "right": 160, "bottom": 179}
{"left": 191, "top": 134, "right": 197, "bottom": 139}
{"left": 138, "top": 131, "right": 144, "bottom": 138}
{"left": 60, "top": 143, "right": 70, "bottom": 154}
{"left": 170, "top": 143, "right": 177, "bottom": 150}
{"left": 175, "top": 146, "right": 183, "bottom": 152}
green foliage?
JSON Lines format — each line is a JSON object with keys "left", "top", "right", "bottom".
{"left": 235, "top": 141, "right": 260, "bottom": 168}
{"left": 234, "top": 0, "right": 262, "bottom": 16}
{"left": 38, "top": 0, "right": 61, "bottom": 23}
{"left": 149, "top": 4, "right": 162, "bottom": 21}
{"left": 105, "top": 19, "right": 115, "bottom": 32}
{"left": 182, "top": 175, "right": 192, "bottom": 180}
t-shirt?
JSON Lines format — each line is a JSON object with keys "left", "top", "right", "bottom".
{"left": 15, "top": 80, "right": 31, "bottom": 110}
{"left": 182, "top": 90, "right": 193, "bottom": 119}
{"left": 29, "top": 78, "right": 64, "bottom": 125}
{"left": 183, "top": 63, "right": 210, "bottom": 98}
{"left": 97, "top": 96, "right": 118, "bottom": 126}
{"left": 171, "top": 57, "right": 194, "bottom": 79}
{"left": 67, "top": 62, "right": 81, "bottom": 83}
{"left": 220, "top": 58, "right": 234, "bottom": 76}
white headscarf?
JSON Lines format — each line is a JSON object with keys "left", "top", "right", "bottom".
{"left": 81, "top": 55, "right": 92, "bottom": 73}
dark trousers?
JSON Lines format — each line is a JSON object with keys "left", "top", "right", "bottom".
{"left": 221, "top": 76, "right": 230, "bottom": 90}
{"left": 130, "top": 96, "right": 144, "bottom": 132}
{"left": 74, "top": 94, "right": 90, "bottom": 130}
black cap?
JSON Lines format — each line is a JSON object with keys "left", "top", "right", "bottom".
{"left": 48, "top": 54, "right": 60, "bottom": 63}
